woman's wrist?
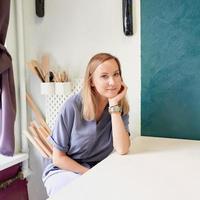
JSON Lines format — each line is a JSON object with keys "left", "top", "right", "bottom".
{"left": 108, "top": 99, "right": 119, "bottom": 107}
{"left": 108, "top": 105, "right": 122, "bottom": 114}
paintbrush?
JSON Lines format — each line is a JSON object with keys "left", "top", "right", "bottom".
{"left": 34, "top": 66, "right": 45, "bottom": 82}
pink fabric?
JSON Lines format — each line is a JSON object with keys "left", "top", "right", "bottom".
{"left": 0, "top": 164, "right": 28, "bottom": 200}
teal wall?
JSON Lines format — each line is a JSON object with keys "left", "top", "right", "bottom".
{"left": 141, "top": 0, "right": 200, "bottom": 140}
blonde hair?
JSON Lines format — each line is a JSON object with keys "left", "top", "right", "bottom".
{"left": 81, "top": 53, "right": 129, "bottom": 120}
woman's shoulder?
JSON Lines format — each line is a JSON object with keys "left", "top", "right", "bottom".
{"left": 66, "top": 92, "right": 82, "bottom": 104}
{"left": 61, "top": 92, "right": 82, "bottom": 112}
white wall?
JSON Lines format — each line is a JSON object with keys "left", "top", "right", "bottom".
{"left": 22, "top": 0, "right": 141, "bottom": 199}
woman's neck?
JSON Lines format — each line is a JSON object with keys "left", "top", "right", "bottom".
{"left": 95, "top": 95, "right": 108, "bottom": 122}
{"left": 96, "top": 95, "right": 108, "bottom": 108}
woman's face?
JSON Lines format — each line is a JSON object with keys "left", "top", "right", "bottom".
{"left": 91, "top": 59, "right": 122, "bottom": 99}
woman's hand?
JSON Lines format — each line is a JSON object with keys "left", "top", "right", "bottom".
{"left": 108, "top": 82, "right": 128, "bottom": 106}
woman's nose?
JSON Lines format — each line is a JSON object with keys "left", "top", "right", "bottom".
{"left": 108, "top": 77, "right": 115, "bottom": 85}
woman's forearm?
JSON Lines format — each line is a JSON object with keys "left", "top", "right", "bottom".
{"left": 111, "top": 112, "right": 130, "bottom": 155}
{"left": 53, "top": 150, "right": 89, "bottom": 174}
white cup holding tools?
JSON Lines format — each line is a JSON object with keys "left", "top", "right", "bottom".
{"left": 55, "top": 82, "right": 72, "bottom": 95}
{"left": 41, "top": 82, "right": 55, "bottom": 95}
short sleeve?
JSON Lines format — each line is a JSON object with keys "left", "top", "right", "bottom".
{"left": 122, "top": 113, "right": 130, "bottom": 135}
{"left": 48, "top": 101, "right": 74, "bottom": 152}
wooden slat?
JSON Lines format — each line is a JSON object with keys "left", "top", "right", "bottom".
{"left": 36, "top": 126, "right": 53, "bottom": 152}
{"left": 28, "top": 126, "right": 52, "bottom": 157}
{"left": 24, "top": 130, "right": 48, "bottom": 158}
{"left": 26, "top": 92, "right": 51, "bottom": 133}
{"left": 28, "top": 127, "right": 52, "bottom": 158}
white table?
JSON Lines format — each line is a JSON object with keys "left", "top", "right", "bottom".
{"left": 48, "top": 136, "right": 200, "bottom": 200}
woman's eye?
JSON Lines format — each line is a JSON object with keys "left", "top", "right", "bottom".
{"left": 101, "top": 75, "right": 108, "bottom": 79}
{"left": 114, "top": 72, "right": 120, "bottom": 77}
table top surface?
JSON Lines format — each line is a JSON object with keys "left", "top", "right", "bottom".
{"left": 48, "top": 136, "right": 200, "bottom": 200}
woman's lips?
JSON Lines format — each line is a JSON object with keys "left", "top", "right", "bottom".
{"left": 106, "top": 88, "right": 117, "bottom": 91}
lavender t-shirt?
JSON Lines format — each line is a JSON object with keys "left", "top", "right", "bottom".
{"left": 43, "top": 92, "right": 129, "bottom": 176}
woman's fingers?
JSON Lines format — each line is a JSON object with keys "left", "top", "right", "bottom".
{"left": 109, "top": 82, "right": 128, "bottom": 105}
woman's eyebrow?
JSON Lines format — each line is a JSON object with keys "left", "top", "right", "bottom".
{"left": 100, "top": 70, "right": 119, "bottom": 74}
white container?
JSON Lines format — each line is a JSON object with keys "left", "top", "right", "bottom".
{"left": 55, "top": 82, "right": 72, "bottom": 95}
{"left": 41, "top": 82, "right": 55, "bottom": 95}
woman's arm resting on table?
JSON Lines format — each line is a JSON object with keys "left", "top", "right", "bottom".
{"left": 52, "top": 147, "right": 89, "bottom": 174}
{"left": 109, "top": 82, "right": 130, "bottom": 155}
{"left": 111, "top": 112, "right": 130, "bottom": 155}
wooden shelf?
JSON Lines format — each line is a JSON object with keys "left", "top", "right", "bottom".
{"left": 0, "top": 153, "right": 28, "bottom": 171}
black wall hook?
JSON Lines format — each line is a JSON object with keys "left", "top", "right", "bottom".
{"left": 36, "top": 0, "right": 45, "bottom": 17}
{"left": 123, "top": 0, "right": 133, "bottom": 36}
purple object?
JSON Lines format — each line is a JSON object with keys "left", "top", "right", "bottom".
{"left": 0, "top": 164, "right": 29, "bottom": 200}
{"left": 0, "top": 0, "right": 16, "bottom": 156}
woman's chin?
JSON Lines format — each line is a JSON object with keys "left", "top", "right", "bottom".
{"left": 97, "top": 90, "right": 119, "bottom": 99}
{"left": 105, "top": 93, "right": 118, "bottom": 99}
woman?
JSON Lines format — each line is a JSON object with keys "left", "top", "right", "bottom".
{"left": 43, "top": 53, "right": 130, "bottom": 196}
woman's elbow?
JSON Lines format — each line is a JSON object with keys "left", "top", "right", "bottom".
{"left": 116, "top": 149, "right": 129, "bottom": 155}
{"left": 115, "top": 145, "right": 130, "bottom": 155}
{"left": 115, "top": 142, "right": 130, "bottom": 155}
{"left": 52, "top": 156, "right": 58, "bottom": 166}
{"left": 52, "top": 154, "right": 63, "bottom": 167}
{"left": 52, "top": 147, "right": 66, "bottom": 166}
